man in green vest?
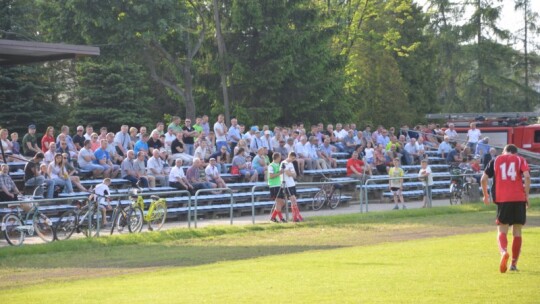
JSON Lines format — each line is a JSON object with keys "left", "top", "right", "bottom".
{"left": 269, "top": 152, "right": 287, "bottom": 223}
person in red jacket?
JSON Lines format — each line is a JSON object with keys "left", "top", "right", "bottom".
{"left": 481, "top": 144, "right": 530, "bottom": 273}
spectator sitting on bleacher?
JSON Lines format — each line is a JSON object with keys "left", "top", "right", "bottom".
{"left": 62, "top": 153, "right": 89, "bottom": 192}
{"left": 364, "top": 141, "right": 374, "bottom": 165}
{"left": 163, "top": 126, "right": 176, "bottom": 154}
{"left": 78, "top": 140, "right": 104, "bottom": 178}
{"left": 98, "top": 127, "right": 108, "bottom": 142}
{"left": 438, "top": 136, "right": 452, "bottom": 159}
{"left": 0, "top": 164, "right": 21, "bottom": 201}
{"left": 208, "top": 145, "right": 230, "bottom": 174}
{"left": 186, "top": 158, "right": 216, "bottom": 191}
{"left": 374, "top": 144, "right": 387, "bottom": 174}
{"left": 57, "top": 126, "right": 77, "bottom": 158}
{"left": 134, "top": 133, "right": 150, "bottom": 156}
{"left": 475, "top": 137, "right": 490, "bottom": 160}
{"left": 320, "top": 137, "right": 337, "bottom": 169}
{"left": 446, "top": 143, "right": 463, "bottom": 165}
{"left": 194, "top": 139, "right": 211, "bottom": 164}
{"left": 416, "top": 137, "right": 426, "bottom": 159}
{"left": 84, "top": 125, "right": 93, "bottom": 141}
{"left": 10, "top": 132, "right": 21, "bottom": 157}
{"left": 252, "top": 147, "right": 269, "bottom": 181}
{"left": 129, "top": 127, "right": 138, "bottom": 149}
{"left": 169, "top": 159, "right": 193, "bottom": 192}
{"left": 147, "top": 149, "right": 168, "bottom": 186}
{"left": 232, "top": 148, "right": 258, "bottom": 182}
{"left": 404, "top": 138, "right": 419, "bottom": 165}
{"left": 72, "top": 126, "right": 85, "bottom": 151}
{"left": 43, "top": 142, "right": 56, "bottom": 166}
{"left": 121, "top": 150, "right": 149, "bottom": 188}
{"left": 205, "top": 158, "right": 227, "bottom": 189}
{"left": 169, "top": 131, "right": 194, "bottom": 166}
{"left": 24, "top": 152, "right": 54, "bottom": 198}
{"left": 135, "top": 151, "right": 155, "bottom": 187}
{"left": 346, "top": 151, "right": 371, "bottom": 181}
{"left": 1, "top": 128, "right": 14, "bottom": 162}
{"left": 106, "top": 132, "right": 124, "bottom": 165}
{"left": 41, "top": 126, "right": 55, "bottom": 153}
{"left": 22, "top": 124, "right": 41, "bottom": 157}
{"left": 343, "top": 129, "right": 357, "bottom": 155}
{"left": 57, "top": 140, "right": 74, "bottom": 164}
{"left": 483, "top": 148, "right": 497, "bottom": 169}
{"left": 94, "top": 139, "right": 120, "bottom": 178}
{"left": 48, "top": 153, "right": 74, "bottom": 194}
{"left": 307, "top": 136, "right": 327, "bottom": 170}
{"left": 89, "top": 133, "right": 100, "bottom": 151}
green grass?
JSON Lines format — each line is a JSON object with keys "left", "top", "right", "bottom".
{"left": 1, "top": 201, "right": 539, "bottom": 303}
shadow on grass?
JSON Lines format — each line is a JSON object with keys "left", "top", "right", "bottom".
{"left": 0, "top": 243, "right": 344, "bottom": 270}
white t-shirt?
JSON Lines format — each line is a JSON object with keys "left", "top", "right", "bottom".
{"left": 418, "top": 166, "right": 434, "bottom": 186}
{"left": 77, "top": 147, "right": 94, "bottom": 167}
{"left": 214, "top": 122, "right": 227, "bottom": 142}
{"left": 467, "top": 129, "right": 481, "bottom": 143}
{"left": 445, "top": 129, "right": 458, "bottom": 140}
{"left": 168, "top": 165, "right": 186, "bottom": 182}
{"left": 280, "top": 160, "right": 296, "bottom": 187}
{"left": 364, "top": 148, "right": 374, "bottom": 159}
{"left": 205, "top": 164, "right": 220, "bottom": 180}
{"left": 147, "top": 156, "right": 164, "bottom": 175}
{"left": 94, "top": 182, "right": 110, "bottom": 205}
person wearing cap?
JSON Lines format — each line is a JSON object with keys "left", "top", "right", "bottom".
{"left": 243, "top": 125, "right": 258, "bottom": 145}
{"left": 205, "top": 158, "right": 226, "bottom": 189}
{"left": 22, "top": 124, "right": 40, "bottom": 157}
{"left": 24, "top": 152, "right": 54, "bottom": 198}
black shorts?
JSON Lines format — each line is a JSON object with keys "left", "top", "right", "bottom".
{"left": 270, "top": 187, "right": 285, "bottom": 199}
{"left": 390, "top": 187, "right": 400, "bottom": 192}
{"left": 496, "top": 202, "right": 526, "bottom": 226}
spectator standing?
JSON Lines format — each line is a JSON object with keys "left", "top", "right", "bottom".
{"left": 227, "top": 118, "right": 241, "bottom": 152}
{"left": 182, "top": 118, "right": 197, "bottom": 155}
{"left": 389, "top": 158, "right": 405, "bottom": 210}
{"left": 466, "top": 122, "right": 482, "bottom": 153}
{"left": 214, "top": 114, "right": 228, "bottom": 152}
{"left": 418, "top": 159, "right": 433, "bottom": 208}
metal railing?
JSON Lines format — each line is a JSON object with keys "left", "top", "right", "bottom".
{"left": 192, "top": 188, "right": 233, "bottom": 228}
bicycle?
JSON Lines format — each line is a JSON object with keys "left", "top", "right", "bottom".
{"left": 127, "top": 187, "right": 167, "bottom": 232}
{"left": 1, "top": 197, "right": 55, "bottom": 246}
{"left": 449, "top": 166, "right": 474, "bottom": 205}
{"left": 312, "top": 175, "right": 343, "bottom": 211}
{"left": 109, "top": 191, "right": 143, "bottom": 235}
{"left": 53, "top": 191, "right": 104, "bottom": 240}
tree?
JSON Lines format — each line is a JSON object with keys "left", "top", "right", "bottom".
{"left": 72, "top": 60, "right": 154, "bottom": 129}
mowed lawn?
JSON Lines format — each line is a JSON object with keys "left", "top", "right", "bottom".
{"left": 1, "top": 202, "right": 539, "bottom": 303}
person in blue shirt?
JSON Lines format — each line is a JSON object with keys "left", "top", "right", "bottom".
{"left": 94, "top": 139, "right": 120, "bottom": 178}
{"left": 134, "top": 133, "right": 149, "bottom": 156}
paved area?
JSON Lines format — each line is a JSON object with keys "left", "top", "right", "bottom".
{"left": 3, "top": 194, "right": 538, "bottom": 247}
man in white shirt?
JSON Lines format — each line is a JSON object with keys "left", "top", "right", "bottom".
{"left": 147, "top": 149, "right": 168, "bottom": 186}
{"left": 163, "top": 127, "right": 177, "bottom": 154}
{"left": 444, "top": 123, "right": 458, "bottom": 145}
{"left": 466, "top": 122, "right": 482, "bottom": 153}
{"left": 281, "top": 152, "right": 303, "bottom": 222}
{"left": 93, "top": 178, "right": 112, "bottom": 226}
{"left": 214, "top": 114, "right": 228, "bottom": 152}
{"left": 114, "top": 125, "right": 131, "bottom": 158}
{"left": 437, "top": 136, "right": 453, "bottom": 159}
{"left": 205, "top": 158, "right": 226, "bottom": 189}
{"left": 78, "top": 140, "right": 105, "bottom": 177}
{"left": 168, "top": 159, "right": 193, "bottom": 191}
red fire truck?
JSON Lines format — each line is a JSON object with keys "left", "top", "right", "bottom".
{"left": 426, "top": 112, "right": 540, "bottom": 153}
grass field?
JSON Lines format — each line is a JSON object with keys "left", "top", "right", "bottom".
{"left": 1, "top": 202, "right": 539, "bottom": 303}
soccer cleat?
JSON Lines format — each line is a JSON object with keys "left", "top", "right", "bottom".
{"left": 402, "top": 205, "right": 407, "bottom": 210}
{"left": 500, "top": 251, "right": 510, "bottom": 273}
{"left": 393, "top": 205, "right": 399, "bottom": 210}
{"left": 270, "top": 218, "right": 279, "bottom": 223}
{"left": 280, "top": 218, "right": 288, "bottom": 223}
{"left": 510, "top": 265, "right": 518, "bottom": 271}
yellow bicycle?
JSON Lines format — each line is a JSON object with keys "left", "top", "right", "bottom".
{"left": 128, "top": 188, "right": 168, "bottom": 232}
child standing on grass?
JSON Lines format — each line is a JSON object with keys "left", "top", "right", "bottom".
{"left": 418, "top": 159, "right": 433, "bottom": 208}
{"left": 388, "top": 158, "right": 405, "bottom": 210}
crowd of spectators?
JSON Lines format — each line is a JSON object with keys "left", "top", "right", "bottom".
{"left": 0, "top": 116, "right": 492, "bottom": 201}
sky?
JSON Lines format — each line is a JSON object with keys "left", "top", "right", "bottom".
{"left": 415, "top": 0, "right": 540, "bottom": 50}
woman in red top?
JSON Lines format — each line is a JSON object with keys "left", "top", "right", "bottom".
{"left": 41, "top": 126, "right": 55, "bottom": 153}
{"left": 346, "top": 151, "right": 371, "bottom": 180}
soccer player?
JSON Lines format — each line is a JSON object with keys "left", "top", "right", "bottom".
{"left": 268, "top": 152, "right": 286, "bottom": 223}
{"left": 481, "top": 144, "right": 530, "bottom": 273}
{"left": 282, "top": 152, "right": 303, "bottom": 222}
{"left": 388, "top": 158, "right": 405, "bottom": 210}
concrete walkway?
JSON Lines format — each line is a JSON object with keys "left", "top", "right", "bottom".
{"left": 3, "top": 194, "right": 538, "bottom": 247}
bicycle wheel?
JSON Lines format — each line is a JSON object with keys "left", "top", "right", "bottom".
{"left": 127, "top": 206, "right": 144, "bottom": 233}
{"left": 148, "top": 201, "right": 167, "bottom": 231}
{"left": 34, "top": 212, "right": 54, "bottom": 243}
{"left": 312, "top": 190, "right": 326, "bottom": 211}
{"left": 3, "top": 214, "right": 24, "bottom": 246}
{"left": 111, "top": 208, "right": 131, "bottom": 235}
{"left": 82, "top": 210, "right": 101, "bottom": 237}
{"left": 55, "top": 210, "right": 77, "bottom": 241}
{"left": 329, "top": 188, "right": 342, "bottom": 209}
